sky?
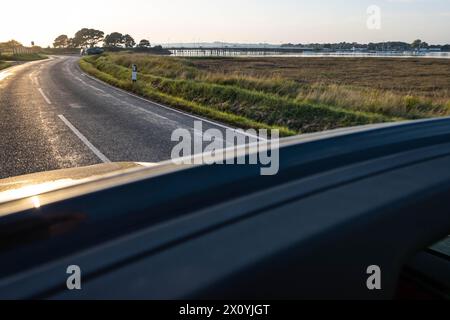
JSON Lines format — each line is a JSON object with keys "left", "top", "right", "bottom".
{"left": 1, "top": 0, "right": 449, "bottom": 47}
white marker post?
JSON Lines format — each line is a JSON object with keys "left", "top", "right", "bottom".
{"left": 132, "top": 64, "right": 138, "bottom": 84}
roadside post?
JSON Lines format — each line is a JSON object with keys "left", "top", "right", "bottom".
{"left": 132, "top": 64, "right": 138, "bottom": 84}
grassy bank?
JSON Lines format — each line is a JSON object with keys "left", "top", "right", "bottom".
{"left": 187, "top": 56, "right": 450, "bottom": 118}
{"left": 0, "top": 61, "right": 12, "bottom": 71}
{"left": 0, "top": 53, "right": 47, "bottom": 62}
{"left": 0, "top": 53, "right": 47, "bottom": 71}
{"left": 81, "top": 54, "right": 415, "bottom": 135}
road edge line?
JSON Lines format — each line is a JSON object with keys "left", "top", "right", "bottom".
{"left": 58, "top": 115, "right": 111, "bottom": 163}
{"left": 37, "top": 88, "right": 52, "bottom": 105}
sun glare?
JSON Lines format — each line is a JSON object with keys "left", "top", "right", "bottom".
{"left": 31, "top": 196, "right": 41, "bottom": 209}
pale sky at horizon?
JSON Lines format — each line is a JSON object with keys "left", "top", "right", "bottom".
{"left": 1, "top": 0, "right": 449, "bottom": 47}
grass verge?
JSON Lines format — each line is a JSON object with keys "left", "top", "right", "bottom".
{"left": 0, "top": 61, "right": 12, "bottom": 71}
{"left": 0, "top": 53, "right": 47, "bottom": 62}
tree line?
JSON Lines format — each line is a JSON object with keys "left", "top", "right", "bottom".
{"left": 281, "top": 40, "right": 450, "bottom": 52}
{"left": 0, "top": 40, "right": 42, "bottom": 55}
{"left": 53, "top": 28, "right": 153, "bottom": 49}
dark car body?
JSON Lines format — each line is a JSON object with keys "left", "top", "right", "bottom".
{"left": 85, "top": 47, "right": 104, "bottom": 55}
{"left": 0, "top": 119, "right": 449, "bottom": 299}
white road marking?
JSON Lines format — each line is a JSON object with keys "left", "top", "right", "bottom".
{"left": 30, "top": 74, "right": 39, "bottom": 86}
{"left": 80, "top": 71, "right": 266, "bottom": 141}
{"left": 106, "top": 95, "right": 169, "bottom": 121}
{"left": 38, "top": 88, "right": 52, "bottom": 105}
{"left": 74, "top": 75, "right": 106, "bottom": 93}
{"left": 65, "top": 61, "right": 170, "bottom": 122}
{"left": 69, "top": 103, "right": 84, "bottom": 109}
{"left": 0, "top": 58, "right": 50, "bottom": 82}
{"left": 64, "top": 64, "right": 107, "bottom": 94}
{"left": 0, "top": 71, "right": 11, "bottom": 81}
{"left": 136, "top": 105, "right": 169, "bottom": 120}
{"left": 58, "top": 115, "right": 111, "bottom": 163}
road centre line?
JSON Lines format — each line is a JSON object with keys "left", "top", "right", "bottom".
{"left": 58, "top": 115, "right": 111, "bottom": 163}
{"left": 38, "top": 88, "right": 52, "bottom": 105}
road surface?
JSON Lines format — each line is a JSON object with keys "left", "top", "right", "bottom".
{"left": 0, "top": 56, "right": 253, "bottom": 179}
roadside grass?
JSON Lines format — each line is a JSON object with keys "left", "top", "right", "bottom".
{"left": 0, "top": 53, "right": 47, "bottom": 62}
{"left": 0, "top": 61, "right": 12, "bottom": 71}
{"left": 80, "top": 54, "right": 398, "bottom": 135}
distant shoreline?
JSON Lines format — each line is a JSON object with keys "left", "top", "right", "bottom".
{"left": 170, "top": 50, "right": 450, "bottom": 59}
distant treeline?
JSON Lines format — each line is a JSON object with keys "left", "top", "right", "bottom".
{"left": 52, "top": 28, "right": 169, "bottom": 54}
{"left": 281, "top": 40, "right": 450, "bottom": 52}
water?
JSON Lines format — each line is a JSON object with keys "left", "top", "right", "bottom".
{"left": 170, "top": 49, "right": 450, "bottom": 59}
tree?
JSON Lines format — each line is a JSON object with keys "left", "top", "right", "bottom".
{"left": 122, "top": 34, "right": 136, "bottom": 48}
{"left": 73, "top": 28, "right": 88, "bottom": 47}
{"left": 411, "top": 39, "right": 422, "bottom": 50}
{"left": 74, "top": 28, "right": 104, "bottom": 48}
{"left": 104, "top": 32, "right": 123, "bottom": 47}
{"left": 67, "top": 37, "right": 80, "bottom": 48}
{"left": 0, "top": 40, "right": 23, "bottom": 54}
{"left": 67, "top": 38, "right": 79, "bottom": 48}
{"left": 53, "top": 35, "right": 69, "bottom": 48}
{"left": 4, "top": 40, "right": 22, "bottom": 49}
{"left": 411, "top": 39, "right": 430, "bottom": 50}
{"left": 138, "top": 39, "right": 151, "bottom": 48}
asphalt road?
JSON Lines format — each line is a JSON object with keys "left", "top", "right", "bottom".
{"left": 0, "top": 56, "right": 254, "bottom": 179}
